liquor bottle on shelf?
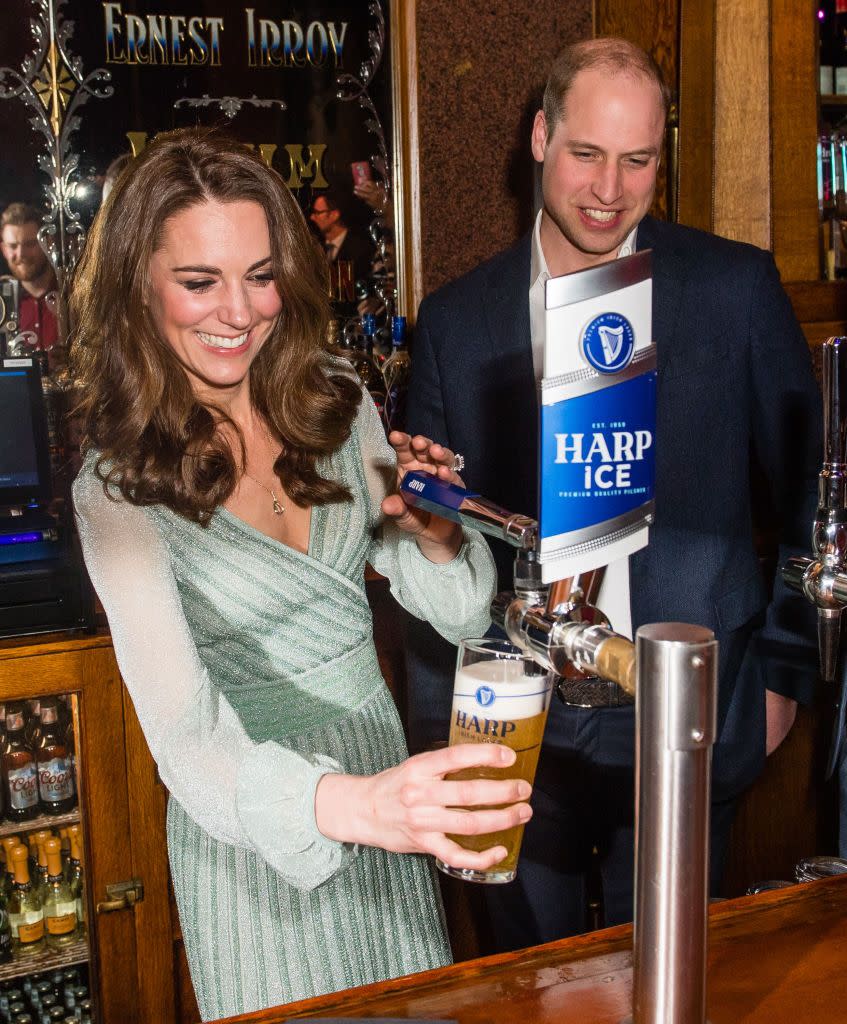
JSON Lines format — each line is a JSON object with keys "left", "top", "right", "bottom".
{"left": 2, "top": 706, "right": 39, "bottom": 823}
{"left": 31, "top": 831, "right": 51, "bottom": 890}
{"left": 382, "top": 316, "right": 411, "bottom": 434}
{"left": 1, "top": 836, "right": 20, "bottom": 898}
{"left": 0, "top": 879, "right": 12, "bottom": 964}
{"left": 41, "top": 838, "right": 78, "bottom": 950}
{"left": 66, "top": 828, "right": 84, "bottom": 927}
{"left": 62, "top": 708, "right": 75, "bottom": 786}
{"left": 23, "top": 701, "right": 40, "bottom": 749}
{"left": 352, "top": 314, "right": 387, "bottom": 417}
{"left": 8, "top": 845, "right": 45, "bottom": 955}
{"left": 57, "top": 830, "right": 70, "bottom": 877}
{"left": 34, "top": 700, "right": 76, "bottom": 815}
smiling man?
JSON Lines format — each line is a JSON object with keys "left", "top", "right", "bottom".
{"left": 0, "top": 203, "right": 59, "bottom": 355}
{"left": 405, "top": 37, "right": 822, "bottom": 952}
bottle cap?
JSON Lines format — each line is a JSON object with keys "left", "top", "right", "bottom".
{"left": 5, "top": 703, "right": 24, "bottom": 732}
{"left": 1, "top": 837, "right": 19, "bottom": 862}
{"left": 39, "top": 700, "right": 59, "bottom": 726}
{"left": 10, "top": 844, "right": 30, "bottom": 884}
{"left": 44, "top": 839, "right": 62, "bottom": 878}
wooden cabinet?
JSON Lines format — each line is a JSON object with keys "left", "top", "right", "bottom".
{"left": 0, "top": 633, "right": 179, "bottom": 1023}
{"left": 678, "top": 0, "right": 847, "bottom": 342}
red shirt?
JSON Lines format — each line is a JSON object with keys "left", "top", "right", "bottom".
{"left": 18, "top": 291, "right": 59, "bottom": 352}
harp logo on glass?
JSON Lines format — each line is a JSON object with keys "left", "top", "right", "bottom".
{"left": 580, "top": 312, "right": 635, "bottom": 374}
{"left": 475, "top": 686, "right": 496, "bottom": 708}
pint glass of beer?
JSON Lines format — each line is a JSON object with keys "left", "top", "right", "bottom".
{"left": 436, "top": 638, "right": 553, "bottom": 884}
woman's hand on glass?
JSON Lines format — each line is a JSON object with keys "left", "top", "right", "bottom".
{"left": 381, "top": 432, "right": 464, "bottom": 562}
{"left": 315, "top": 744, "right": 533, "bottom": 870}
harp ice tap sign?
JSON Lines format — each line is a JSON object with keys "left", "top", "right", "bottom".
{"left": 538, "top": 251, "right": 656, "bottom": 584}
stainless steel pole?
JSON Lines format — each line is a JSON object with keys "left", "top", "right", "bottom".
{"left": 628, "top": 623, "right": 718, "bottom": 1024}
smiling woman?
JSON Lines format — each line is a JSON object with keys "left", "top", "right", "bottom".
{"left": 148, "top": 202, "right": 282, "bottom": 392}
{"left": 64, "top": 128, "right": 513, "bottom": 1021}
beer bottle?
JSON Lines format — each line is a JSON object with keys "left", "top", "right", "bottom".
{"left": 8, "top": 844, "right": 45, "bottom": 954}
{"left": 34, "top": 699, "right": 76, "bottom": 814}
{"left": 382, "top": 315, "right": 411, "bottom": 433}
{"left": 353, "top": 315, "right": 387, "bottom": 416}
{"left": 2, "top": 704, "right": 40, "bottom": 821}
{"left": 41, "top": 838, "right": 78, "bottom": 950}
{"left": 24, "top": 699, "right": 41, "bottom": 748}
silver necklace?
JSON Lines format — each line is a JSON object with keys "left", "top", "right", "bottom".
{"left": 243, "top": 470, "right": 285, "bottom": 515}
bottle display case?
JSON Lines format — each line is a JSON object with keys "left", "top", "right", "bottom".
{"left": 0, "top": 634, "right": 177, "bottom": 1024}
{"left": 0, "top": 696, "right": 87, "bottom": 987}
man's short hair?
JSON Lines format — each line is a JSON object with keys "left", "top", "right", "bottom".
{"left": 0, "top": 202, "right": 42, "bottom": 232}
{"left": 543, "top": 37, "right": 671, "bottom": 138}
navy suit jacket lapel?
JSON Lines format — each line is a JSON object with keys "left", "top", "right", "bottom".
{"left": 482, "top": 233, "right": 534, "bottom": 384}
{"left": 630, "top": 216, "right": 687, "bottom": 627}
{"left": 480, "top": 234, "right": 539, "bottom": 514}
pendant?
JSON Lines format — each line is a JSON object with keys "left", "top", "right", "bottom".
{"left": 270, "top": 490, "right": 284, "bottom": 515}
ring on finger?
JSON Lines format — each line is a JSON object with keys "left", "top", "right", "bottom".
{"left": 451, "top": 453, "right": 465, "bottom": 472}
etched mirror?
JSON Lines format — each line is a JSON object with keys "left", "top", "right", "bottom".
{"left": 0, "top": 0, "right": 413, "bottom": 350}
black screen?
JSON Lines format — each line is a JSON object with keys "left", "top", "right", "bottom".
{"left": 0, "top": 369, "right": 45, "bottom": 496}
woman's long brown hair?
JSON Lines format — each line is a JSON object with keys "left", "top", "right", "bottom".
{"left": 69, "top": 127, "right": 361, "bottom": 523}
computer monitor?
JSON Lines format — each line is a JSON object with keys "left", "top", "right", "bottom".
{"left": 0, "top": 359, "right": 52, "bottom": 507}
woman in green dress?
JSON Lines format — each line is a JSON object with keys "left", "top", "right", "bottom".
{"left": 68, "top": 129, "right": 533, "bottom": 1020}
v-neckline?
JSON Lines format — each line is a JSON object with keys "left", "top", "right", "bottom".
{"left": 215, "top": 504, "right": 315, "bottom": 562}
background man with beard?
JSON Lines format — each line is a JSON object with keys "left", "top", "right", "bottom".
{"left": 0, "top": 203, "right": 59, "bottom": 355}
{"left": 405, "top": 37, "right": 821, "bottom": 953}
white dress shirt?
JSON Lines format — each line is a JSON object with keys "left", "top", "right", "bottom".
{"left": 529, "top": 211, "right": 637, "bottom": 638}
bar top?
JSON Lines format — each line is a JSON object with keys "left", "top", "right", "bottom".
{"left": 219, "top": 874, "right": 847, "bottom": 1024}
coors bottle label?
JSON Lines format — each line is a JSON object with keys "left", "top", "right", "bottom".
{"left": 7, "top": 763, "right": 38, "bottom": 810}
{"left": 38, "top": 757, "right": 75, "bottom": 803}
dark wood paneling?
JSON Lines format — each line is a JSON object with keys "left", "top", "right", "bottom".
{"left": 723, "top": 703, "right": 837, "bottom": 897}
{"left": 786, "top": 280, "right": 847, "bottom": 325}
{"left": 677, "top": 0, "right": 715, "bottom": 231}
{"left": 596, "top": 0, "right": 680, "bottom": 224}
{"left": 123, "top": 688, "right": 178, "bottom": 1023}
{"left": 770, "top": 0, "right": 820, "bottom": 281}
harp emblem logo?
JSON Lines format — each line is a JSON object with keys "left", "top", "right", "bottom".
{"left": 580, "top": 312, "right": 636, "bottom": 374}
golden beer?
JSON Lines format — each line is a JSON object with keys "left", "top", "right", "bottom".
{"left": 436, "top": 641, "right": 553, "bottom": 884}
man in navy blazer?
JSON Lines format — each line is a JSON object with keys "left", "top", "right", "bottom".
{"left": 405, "top": 37, "right": 821, "bottom": 952}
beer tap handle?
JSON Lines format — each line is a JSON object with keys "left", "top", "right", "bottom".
{"left": 400, "top": 470, "right": 538, "bottom": 549}
{"left": 822, "top": 336, "right": 847, "bottom": 475}
{"left": 783, "top": 337, "right": 847, "bottom": 682}
{"left": 819, "top": 608, "right": 844, "bottom": 684}
{"left": 595, "top": 635, "right": 637, "bottom": 696}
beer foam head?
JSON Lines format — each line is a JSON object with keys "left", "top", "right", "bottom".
{"left": 453, "top": 660, "right": 551, "bottom": 720}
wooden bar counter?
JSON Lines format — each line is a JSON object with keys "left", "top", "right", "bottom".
{"left": 220, "top": 874, "right": 847, "bottom": 1024}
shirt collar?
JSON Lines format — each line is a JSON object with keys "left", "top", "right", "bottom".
{"left": 531, "top": 208, "right": 639, "bottom": 284}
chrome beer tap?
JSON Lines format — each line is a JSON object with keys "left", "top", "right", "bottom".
{"left": 401, "top": 467, "right": 717, "bottom": 1024}
{"left": 400, "top": 471, "right": 636, "bottom": 699}
{"left": 783, "top": 336, "right": 847, "bottom": 682}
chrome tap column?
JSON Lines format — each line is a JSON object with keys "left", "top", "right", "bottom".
{"left": 401, "top": 469, "right": 715, "bottom": 1022}
{"left": 783, "top": 336, "right": 847, "bottom": 681}
{"left": 627, "top": 624, "right": 717, "bottom": 1024}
